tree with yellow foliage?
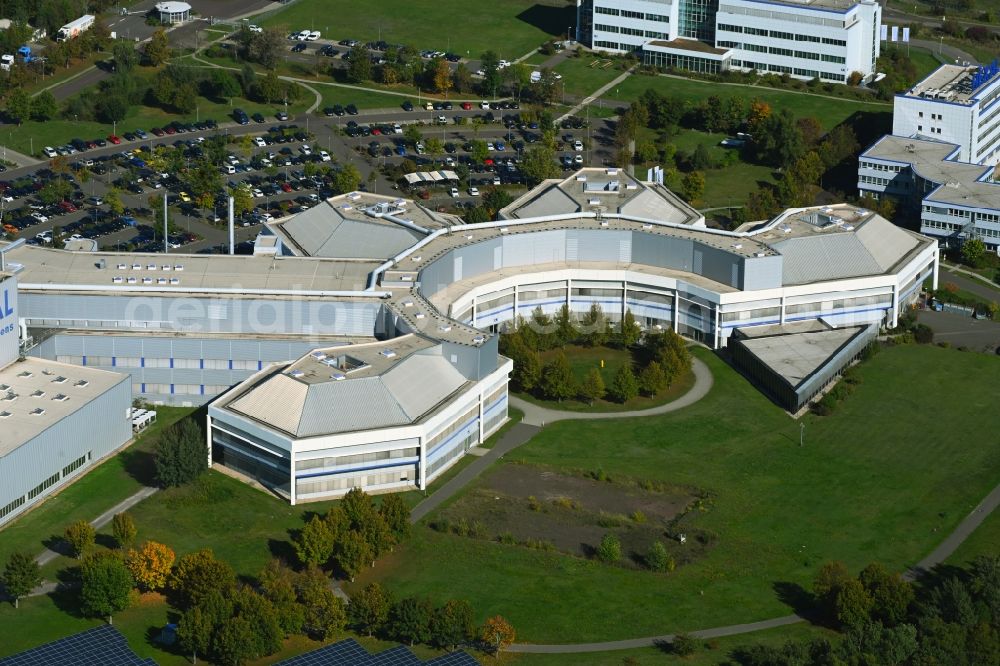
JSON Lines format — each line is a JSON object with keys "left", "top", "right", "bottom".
{"left": 125, "top": 541, "right": 175, "bottom": 592}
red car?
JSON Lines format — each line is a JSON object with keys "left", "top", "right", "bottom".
{"left": 371, "top": 127, "right": 381, "bottom": 135}
{"left": 107, "top": 135, "right": 121, "bottom": 145}
{"left": 164, "top": 126, "right": 176, "bottom": 135}
{"left": 280, "top": 182, "right": 292, "bottom": 192}
{"left": 58, "top": 200, "right": 77, "bottom": 212}
{"left": 461, "top": 102, "right": 472, "bottom": 110}
{"left": 151, "top": 127, "right": 165, "bottom": 137}
{"left": 484, "top": 158, "right": 494, "bottom": 166}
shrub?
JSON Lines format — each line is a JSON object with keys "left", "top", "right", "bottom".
{"left": 647, "top": 541, "right": 675, "bottom": 572}
{"left": 631, "top": 510, "right": 647, "bottom": 524}
{"left": 154, "top": 419, "right": 207, "bottom": 488}
{"left": 913, "top": 323, "right": 934, "bottom": 344}
{"left": 672, "top": 632, "right": 697, "bottom": 656}
{"left": 497, "top": 532, "right": 517, "bottom": 545}
{"left": 597, "top": 533, "right": 621, "bottom": 563}
{"left": 527, "top": 495, "right": 542, "bottom": 511}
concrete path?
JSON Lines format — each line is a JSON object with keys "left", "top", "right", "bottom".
{"left": 557, "top": 65, "right": 636, "bottom": 123}
{"left": 510, "top": 356, "right": 712, "bottom": 426}
{"left": 907, "top": 481, "right": 1000, "bottom": 579}
{"left": 410, "top": 423, "right": 541, "bottom": 524}
{"left": 940, "top": 264, "right": 1000, "bottom": 294}
{"left": 34, "top": 486, "right": 160, "bottom": 568}
{"left": 907, "top": 38, "right": 977, "bottom": 66}
{"left": 1, "top": 146, "right": 41, "bottom": 168}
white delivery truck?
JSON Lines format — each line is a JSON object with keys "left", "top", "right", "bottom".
{"left": 56, "top": 15, "right": 95, "bottom": 42}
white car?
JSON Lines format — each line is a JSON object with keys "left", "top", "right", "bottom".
{"left": 251, "top": 188, "right": 264, "bottom": 198}
{"left": 573, "top": 140, "right": 584, "bottom": 151}
{"left": 480, "top": 100, "right": 490, "bottom": 109}
{"left": 437, "top": 115, "right": 447, "bottom": 124}
{"left": 299, "top": 144, "right": 312, "bottom": 155}
{"left": 253, "top": 137, "right": 266, "bottom": 147}
{"left": 43, "top": 146, "right": 57, "bottom": 158}
{"left": 498, "top": 59, "right": 511, "bottom": 68}
{"left": 574, "top": 153, "right": 583, "bottom": 164}
{"left": 486, "top": 142, "right": 495, "bottom": 151}
{"left": 450, "top": 187, "right": 459, "bottom": 198}
{"left": 392, "top": 123, "right": 402, "bottom": 134}
{"left": 468, "top": 186, "right": 480, "bottom": 196}
{"left": 1, "top": 194, "right": 13, "bottom": 202}
{"left": 30, "top": 212, "right": 48, "bottom": 223}
{"left": 307, "top": 30, "right": 321, "bottom": 41}
{"left": 296, "top": 29, "right": 310, "bottom": 40}
{"left": 248, "top": 24, "right": 263, "bottom": 33}
{"left": 318, "top": 150, "right": 331, "bottom": 162}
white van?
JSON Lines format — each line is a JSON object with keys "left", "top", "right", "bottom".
{"left": 296, "top": 29, "right": 310, "bottom": 40}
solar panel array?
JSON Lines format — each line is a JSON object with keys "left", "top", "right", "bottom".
{"left": 0, "top": 625, "right": 157, "bottom": 666}
{"left": 274, "top": 638, "right": 479, "bottom": 666}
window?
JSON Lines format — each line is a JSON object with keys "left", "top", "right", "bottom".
{"left": 63, "top": 453, "right": 89, "bottom": 477}
{"left": 0, "top": 495, "right": 25, "bottom": 519}
{"left": 28, "top": 473, "right": 61, "bottom": 500}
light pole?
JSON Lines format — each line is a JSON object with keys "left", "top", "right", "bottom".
{"left": 799, "top": 422, "right": 805, "bottom": 447}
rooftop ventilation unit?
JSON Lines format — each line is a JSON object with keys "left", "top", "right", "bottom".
{"left": 401, "top": 300, "right": 414, "bottom": 307}
{"left": 576, "top": 175, "right": 587, "bottom": 181}
{"left": 379, "top": 349, "right": 397, "bottom": 359}
{"left": 472, "top": 335, "right": 486, "bottom": 344}
{"left": 348, "top": 192, "right": 363, "bottom": 201}
{"left": 411, "top": 255, "right": 422, "bottom": 262}
{"left": 162, "top": 265, "right": 172, "bottom": 271}
{"left": 732, "top": 243, "right": 743, "bottom": 249}
{"left": 499, "top": 227, "right": 509, "bottom": 233}
{"left": 588, "top": 198, "right": 601, "bottom": 205}
{"left": 31, "top": 390, "right": 44, "bottom": 398}
{"left": 465, "top": 234, "right": 473, "bottom": 240}
{"left": 1, "top": 392, "right": 16, "bottom": 402}
{"left": 780, "top": 224, "right": 792, "bottom": 234}
{"left": 127, "top": 277, "right": 137, "bottom": 284}
{"left": 311, "top": 352, "right": 327, "bottom": 361}
{"left": 147, "top": 264, "right": 157, "bottom": 270}
{"left": 174, "top": 264, "right": 184, "bottom": 271}
{"left": 0, "top": 411, "right": 9, "bottom": 418}
{"left": 330, "top": 372, "right": 346, "bottom": 381}
{"left": 117, "top": 263, "right": 127, "bottom": 270}
{"left": 754, "top": 252, "right": 767, "bottom": 258}
{"left": 438, "top": 324, "right": 452, "bottom": 332}
{"left": 642, "top": 223, "right": 653, "bottom": 229}
{"left": 52, "top": 376, "right": 66, "bottom": 384}
{"left": 131, "top": 263, "right": 141, "bottom": 270}
{"left": 606, "top": 168, "right": 618, "bottom": 175}
{"left": 600, "top": 220, "right": 609, "bottom": 227}
{"left": 415, "top": 312, "right": 426, "bottom": 319}
{"left": 288, "top": 369, "right": 305, "bottom": 378}
{"left": 18, "top": 371, "right": 32, "bottom": 378}
{"left": 74, "top": 380, "right": 89, "bottom": 387}
{"left": 52, "top": 394, "right": 68, "bottom": 402}
{"left": 29, "top": 408, "right": 45, "bottom": 416}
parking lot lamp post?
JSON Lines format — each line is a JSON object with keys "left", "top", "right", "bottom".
{"left": 163, "top": 193, "right": 168, "bottom": 254}
{"left": 800, "top": 422, "right": 805, "bottom": 447}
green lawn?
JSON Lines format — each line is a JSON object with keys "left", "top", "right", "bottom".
{"left": 0, "top": 406, "right": 194, "bottom": 569}
{"left": 908, "top": 47, "right": 945, "bottom": 81}
{"left": 946, "top": 506, "right": 1000, "bottom": 568}
{"left": 608, "top": 74, "right": 891, "bottom": 129}
{"left": 554, "top": 55, "right": 630, "bottom": 98}
{"left": 261, "top": 0, "right": 574, "bottom": 59}
{"left": 314, "top": 85, "right": 415, "bottom": 112}
{"left": 359, "top": 345, "right": 1000, "bottom": 643}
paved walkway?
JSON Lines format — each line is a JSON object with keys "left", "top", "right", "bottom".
{"left": 940, "top": 264, "right": 1000, "bottom": 295}
{"left": 1, "top": 146, "right": 41, "bottom": 168}
{"left": 510, "top": 356, "right": 712, "bottom": 426}
{"left": 557, "top": 65, "right": 636, "bottom": 123}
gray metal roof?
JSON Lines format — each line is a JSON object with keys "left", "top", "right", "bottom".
{"left": 277, "top": 203, "right": 425, "bottom": 260}
{"left": 735, "top": 323, "right": 861, "bottom": 388}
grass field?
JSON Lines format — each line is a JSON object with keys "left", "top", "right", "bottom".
{"left": 314, "top": 85, "right": 414, "bottom": 112}
{"left": 261, "top": 0, "right": 574, "bottom": 59}
{"left": 0, "top": 406, "right": 194, "bottom": 570}
{"left": 554, "top": 55, "right": 629, "bottom": 98}
{"left": 358, "top": 345, "right": 1000, "bottom": 643}
{"left": 608, "top": 73, "right": 892, "bottom": 130}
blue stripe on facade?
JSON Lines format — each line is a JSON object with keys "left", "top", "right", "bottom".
{"left": 626, "top": 300, "right": 674, "bottom": 314}
{"left": 428, "top": 413, "right": 481, "bottom": 460}
{"left": 295, "top": 457, "right": 420, "bottom": 480}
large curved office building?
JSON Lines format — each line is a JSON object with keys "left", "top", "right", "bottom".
{"left": 0, "top": 168, "right": 937, "bottom": 503}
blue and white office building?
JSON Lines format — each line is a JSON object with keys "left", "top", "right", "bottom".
{"left": 0, "top": 171, "right": 936, "bottom": 503}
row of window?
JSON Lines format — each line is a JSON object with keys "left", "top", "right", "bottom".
{"left": 297, "top": 447, "right": 419, "bottom": 471}
{"left": 426, "top": 406, "right": 479, "bottom": 453}
{"left": 859, "top": 174, "right": 891, "bottom": 186}
{"left": 919, "top": 111, "right": 944, "bottom": 121}
{"left": 785, "top": 294, "right": 889, "bottom": 315}
{"left": 718, "top": 4, "right": 847, "bottom": 30}
{"left": 135, "top": 383, "right": 230, "bottom": 396}
{"left": 595, "top": 6, "right": 650, "bottom": 21}
{"left": 57, "top": 355, "right": 263, "bottom": 371}
{"left": 732, "top": 60, "right": 843, "bottom": 81}
{"left": 917, "top": 125, "right": 944, "bottom": 135}
{"left": 717, "top": 23, "right": 847, "bottom": 46}
{"left": 721, "top": 306, "right": 780, "bottom": 323}
{"left": 859, "top": 161, "right": 904, "bottom": 173}
{"left": 296, "top": 468, "right": 416, "bottom": 497}
{"left": 27, "top": 472, "right": 61, "bottom": 500}
{"left": 595, "top": 23, "right": 664, "bottom": 38}
{"left": 63, "top": 453, "right": 89, "bottom": 477}
{"left": 0, "top": 495, "right": 25, "bottom": 519}
{"left": 595, "top": 40, "right": 630, "bottom": 51}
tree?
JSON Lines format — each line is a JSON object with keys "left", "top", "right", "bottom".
{"left": 296, "top": 566, "right": 345, "bottom": 639}
{"left": 597, "top": 533, "right": 621, "bottom": 564}
{"left": 580, "top": 303, "right": 609, "bottom": 347}
{"left": 65, "top": 519, "right": 96, "bottom": 558}
{"left": 145, "top": 28, "right": 170, "bottom": 66}
{"left": 859, "top": 562, "right": 914, "bottom": 626}
{"left": 112, "top": 40, "right": 138, "bottom": 73}
{"left": 672, "top": 633, "right": 697, "bottom": 656}
{"left": 169, "top": 548, "right": 236, "bottom": 609}
{"left": 433, "top": 58, "right": 452, "bottom": 95}
{"left": 153, "top": 418, "right": 206, "bottom": 487}
{"left": 638, "top": 360, "right": 667, "bottom": 397}
{"left": 112, "top": 512, "right": 137, "bottom": 550}
{"left": 389, "top": 596, "right": 433, "bottom": 646}
{"left": 835, "top": 578, "right": 874, "bottom": 629}
{"left": 249, "top": 27, "right": 285, "bottom": 69}
{"left": 214, "top": 616, "right": 255, "bottom": 666}
{"left": 962, "top": 237, "right": 986, "bottom": 268}
{"left": 231, "top": 586, "right": 283, "bottom": 660}
{"left": 254, "top": 70, "right": 283, "bottom": 104}
{"left": 579, "top": 367, "right": 605, "bottom": 405}
{"left": 681, "top": 170, "right": 705, "bottom": 203}
{"left": 334, "top": 529, "right": 371, "bottom": 582}
{"left": 540, "top": 351, "right": 576, "bottom": 401}
{"left": 379, "top": 493, "right": 411, "bottom": 543}
{"left": 293, "top": 515, "right": 335, "bottom": 568}
{"left": 754, "top": 109, "right": 803, "bottom": 169}
{"left": 690, "top": 143, "right": 713, "bottom": 170}
{"left": 30, "top": 91, "right": 57, "bottom": 121}
{"left": 814, "top": 560, "right": 851, "bottom": 622}
{"left": 257, "top": 559, "right": 305, "bottom": 636}
{"left": 646, "top": 541, "right": 674, "bottom": 573}
{"left": 80, "top": 555, "right": 133, "bottom": 624}
{"left": 609, "top": 365, "right": 639, "bottom": 403}
{"left": 362, "top": 513, "right": 395, "bottom": 565}
{"left": 431, "top": 599, "right": 475, "bottom": 650}
{"left": 616, "top": 310, "right": 641, "bottom": 347}
{"left": 452, "top": 63, "right": 473, "bottom": 93}
{"left": 347, "top": 43, "right": 372, "bottom": 82}
{"left": 176, "top": 605, "right": 213, "bottom": 664}
{"left": 479, "top": 50, "right": 502, "bottom": 97}
{"left": 2, "top": 552, "right": 41, "bottom": 608}
{"left": 349, "top": 582, "right": 392, "bottom": 636}
{"left": 5, "top": 88, "right": 31, "bottom": 124}
{"left": 125, "top": 541, "right": 175, "bottom": 592}
{"left": 332, "top": 163, "right": 362, "bottom": 194}
{"left": 480, "top": 615, "right": 516, "bottom": 658}
{"left": 229, "top": 183, "right": 255, "bottom": 217}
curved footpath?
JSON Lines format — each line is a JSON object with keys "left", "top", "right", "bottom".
{"left": 509, "top": 357, "right": 713, "bottom": 426}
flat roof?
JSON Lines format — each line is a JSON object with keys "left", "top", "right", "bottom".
{"left": 646, "top": 39, "right": 729, "bottom": 57}
{"left": 899, "top": 64, "right": 1000, "bottom": 105}
{"left": 734, "top": 0, "right": 868, "bottom": 11}
{"left": 862, "top": 135, "right": 1000, "bottom": 210}
{"left": 1, "top": 245, "right": 381, "bottom": 296}
{"left": 0, "top": 357, "right": 127, "bottom": 457}
{"left": 735, "top": 322, "right": 867, "bottom": 389}
{"left": 281, "top": 334, "right": 437, "bottom": 384}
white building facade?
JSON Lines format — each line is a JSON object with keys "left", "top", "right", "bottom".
{"left": 892, "top": 63, "right": 1000, "bottom": 165}
{"left": 577, "top": 0, "right": 881, "bottom": 83}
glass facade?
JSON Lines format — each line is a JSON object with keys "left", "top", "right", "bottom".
{"left": 678, "top": 0, "right": 719, "bottom": 42}
{"left": 644, "top": 49, "right": 726, "bottom": 74}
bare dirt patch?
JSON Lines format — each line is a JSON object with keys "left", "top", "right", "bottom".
{"left": 432, "top": 464, "right": 714, "bottom": 569}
